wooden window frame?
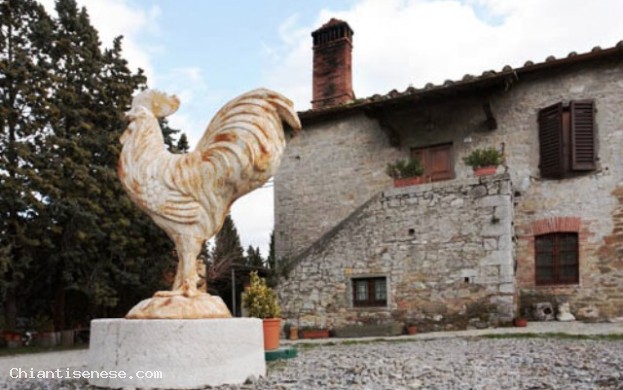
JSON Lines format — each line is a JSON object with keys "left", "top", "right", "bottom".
{"left": 538, "top": 100, "right": 596, "bottom": 179}
{"left": 411, "top": 143, "right": 454, "bottom": 183}
{"left": 352, "top": 277, "right": 387, "bottom": 307}
{"left": 535, "top": 233, "right": 579, "bottom": 286}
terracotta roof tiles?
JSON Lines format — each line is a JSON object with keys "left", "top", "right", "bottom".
{"left": 300, "top": 40, "right": 623, "bottom": 120}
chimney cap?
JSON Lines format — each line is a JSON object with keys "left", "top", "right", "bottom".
{"left": 311, "top": 18, "right": 354, "bottom": 38}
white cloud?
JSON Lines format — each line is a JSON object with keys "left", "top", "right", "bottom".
{"left": 264, "top": 0, "right": 623, "bottom": 109}
{"left": 38, "top": 0, "right": 159, "bottom": 80}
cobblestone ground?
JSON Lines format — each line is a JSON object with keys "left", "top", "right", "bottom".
{"left": 2, "top": 337, "right": 622, "bottom": 389}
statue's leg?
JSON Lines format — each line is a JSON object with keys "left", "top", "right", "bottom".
{"left": 176, "top": 236, "right": 203, "bottom": 297}
{"left": 154, "top": 237, "right": 202, "bottom": 298}
{"left": 172, "top": 259, "right": 184, "bottom": 290}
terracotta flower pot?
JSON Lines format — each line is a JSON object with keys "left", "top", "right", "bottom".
{"left": 473, "top": 166, "right": 497, "bottom": 176}
{"left": 406, "top": 325, "right": 418, "bottom": 335}
{"left": 4, "top": 332, "right": 22, "bottom": 348}
{"left": 394, "top": 176, "right": 423, "bottom": 187}
{"left": 262, "top": 318, "right": 281, "bottom": 351}
{"left": 514, "top": 318, "right": 528, "bottom": 327}
{"left": 301, "top": 329, "right": 330, "bottom": 339}
{"left": 288, "top": 326, "right": 299, "bottom": 340}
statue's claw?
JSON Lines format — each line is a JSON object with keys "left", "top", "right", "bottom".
{"left": 153, "top": 290, "right": 184, "bottom": 298}
{"left": 181, "top": 279, "right": 200, "bottom": 298}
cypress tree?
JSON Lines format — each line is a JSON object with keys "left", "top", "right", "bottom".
{"left": 245, "top": 245, "right": 264, "bottom": 268}
{"left": 0, "top": 0, "right": 55, "bottom": 330}
{"left": 266, "top": 230, "right": 276, "bottom": 270}
{"left": 1, "top": 0, "right": 195, "bottom": 328}
{"left": 212, "top": 215, "right": 244, "bottom": 266}
{"left": 176, "top": 133, "right": 190, "bottom": 153}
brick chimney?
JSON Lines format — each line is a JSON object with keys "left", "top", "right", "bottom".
{"left": 311, "top": 19, "right": 354, "bottom": 109}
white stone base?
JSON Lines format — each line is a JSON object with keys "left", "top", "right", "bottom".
{"left": 88, "top": 318, "right": 265, "bottom": 389}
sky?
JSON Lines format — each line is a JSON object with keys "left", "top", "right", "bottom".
{"left": 38, "top": 0, "right": 623, "bottom": 257}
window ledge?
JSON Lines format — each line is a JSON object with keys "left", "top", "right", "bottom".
{"left": 350, "top": 306, "right": 390, "bottom": 312}
{"left": 533, "top": 283, "right": 581, "bottom": 289}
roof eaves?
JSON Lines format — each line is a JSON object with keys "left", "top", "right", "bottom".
{"left": 299, "top": 41, "right": 623, "bottom": 122}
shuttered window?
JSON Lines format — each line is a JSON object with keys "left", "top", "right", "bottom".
{"left": 537, "top": 100, "right": 596, "bottom": 178}
{"left": 411, "top": 143, "right": 454, "bottom": 182}
{"left": 570, "top": 100, "right": 597, "bottom": 171}
{"left": 538, "top": 103, "right": 565, "bottom": 178}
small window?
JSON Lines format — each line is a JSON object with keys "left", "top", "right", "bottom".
{"left": 352, "top": 277, "right": 387, "bottom": 307}
{"left": 538, "top": 100, "right": 596, "bottom": 179}
{"left": 411, "top": 143, "right": 454, "bottom": 182}
{"left": 535, "top": 233, "right": 579, "bottom": 285}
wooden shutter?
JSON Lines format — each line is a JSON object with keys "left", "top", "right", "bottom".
{"left": 428, "top": 144, "right": 453, "bottom": 181}
{"left": 570, "top": 100, "right": 596, "bottom": 171}
{"left": 411, "top": 144, "right": 454, "bottom": 182}
{"left": 538, "top": 103, "right": 565, "bottom": 178}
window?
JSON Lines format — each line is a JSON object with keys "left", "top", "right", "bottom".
{"left": 535, "top": 233, "right": 579, "bottom": 285}
{"left": 352, "top": 277, "right": 387, "bottom": 307}
{"left": 538, "top": 100, "right": 596, "bottom": 179}
{"left": 411, "top": 143, "right": 454, "bottom": 182}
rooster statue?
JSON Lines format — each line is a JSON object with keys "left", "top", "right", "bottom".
{"left": 119, "top": 89, "right": 301, "bottom": 319}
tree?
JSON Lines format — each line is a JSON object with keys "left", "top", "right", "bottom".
{"left": 0, "top": 0, "right": 55, "bottom": 330}
{"left": 245, "top": 245, "right": 264, "bottom": 268}
{"left": 1, "top": 0, "right": 193, "bottom": 329}
{"left": 39, "top": 0, "right": 181, "bottom": 328}
{"left": 207, "top": 215, "right": 244, "bottom": 286}
{"left": 40, "top": 0, "right": 114, "bottom": 331}
{"left": 266, "top": 230, "right": 276, "bottom": 270}
{"left": 176, "top": 133, "right": 190, "bottom": 153}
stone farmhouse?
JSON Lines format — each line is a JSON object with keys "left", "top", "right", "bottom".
{"left": 275, "top": 19, "right": 623, "bottom": 332}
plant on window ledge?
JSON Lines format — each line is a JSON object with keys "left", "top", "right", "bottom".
{"left": 386, "top": 157, "right": 425, "bottom": 187}
{"left": 242, "top": 271, "right": 282, "bottom": 350}
{"left": 462, "top": 147, "right": 504, "bottom": 176}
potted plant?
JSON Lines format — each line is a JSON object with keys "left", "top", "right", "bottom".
{"left": 405, "top": 321, "right": 418, "bottom": 335}
{"left": 242, "top": 271, "right": 282, "bottom": 351}
{"left": 386, "top": 157, "right": 425, "bottom": 187}
{"left": 462, "top": 147, "right": 504, "bottom": 176}
{"left": 3, "top": 330, "right": 22, "bottom": 348}
{"left": 286, "top": 323, "right": 299, "bottom": 340}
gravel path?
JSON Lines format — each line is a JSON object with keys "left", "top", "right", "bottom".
{"left": 2, "top": 337, "right": 622, "bottom": 389}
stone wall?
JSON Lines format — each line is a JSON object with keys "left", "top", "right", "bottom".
{"left": 278, "top": 174, "right": 515, "bottom": 331}
{"left": 275, "top": 59, "right": 623, "bottom": 322}
{"left": 494, "top": 63, "right": 623, "bottom": 321}
{"left": 274, "top": 112, "right": 405, "bottom": 259}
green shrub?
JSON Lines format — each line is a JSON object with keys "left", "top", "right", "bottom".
{"left": 386, "top": 158, "right": 424, "bottom": 179}
{"left": 462, "top": 147, "right": 504, "bottom": 168}
{"left": 242, "top": 271, "right": 281, "bottom": 319}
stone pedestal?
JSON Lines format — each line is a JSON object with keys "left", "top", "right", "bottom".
{"left": 88, "top": 318, "right": 265, "bottom": 389}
